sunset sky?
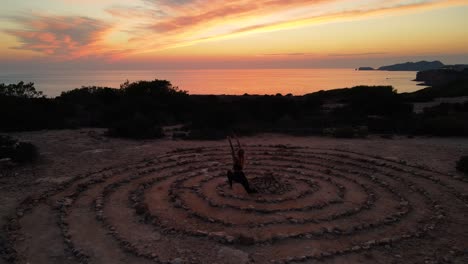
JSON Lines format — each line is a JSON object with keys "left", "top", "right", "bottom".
{"left": 1, "top": 0, "right": 468, "bottom": 70}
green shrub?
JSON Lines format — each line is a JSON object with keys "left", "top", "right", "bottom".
{"left": 456, "top": 156, "right": 468, "bottom": 175}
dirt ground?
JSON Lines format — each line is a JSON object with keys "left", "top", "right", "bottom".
{"left": 1, "top": 129, "right": 467, "bottom": 264}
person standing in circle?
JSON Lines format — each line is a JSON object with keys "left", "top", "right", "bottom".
{"left": 226, "top": 135, "right": 257, "bottom": 194}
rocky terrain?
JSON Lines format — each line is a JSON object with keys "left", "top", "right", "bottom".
{"left": 416, "top": 68, "right": 468, "bottom": 86}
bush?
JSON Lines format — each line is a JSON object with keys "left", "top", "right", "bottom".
{"left": 0, "top": 135, "right": 38, "bottom": 163}
{"left": 333, "top": 127, "right": 356, "bottom": 138}
{"left": 355, "top": 126, "right": 369, "bottom": 138}
{"left": 0, "top": 135, "right": 16, "bottom": 147}
{"left": 107, "top": 115, "right": 164, "bottom": 139}
{"left": 418, "top": 116, "right": 468, "bottom": 136}
{"left": 1, "top": 135, "right": 18, "bottom": 160}
{"left": 456, "top": 156, "right": 468, "bottom": 175}
{"left": 11, "top": 142, "right": 38, "bottom": 163}
{"left": 188, "top": 128, "right": 228, "bottom": 140}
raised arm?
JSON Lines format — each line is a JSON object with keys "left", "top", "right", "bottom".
{"left": 235, "top": 137, "right": 241, "bottom": 149}
{"left": 234, "top": 135, "right": 245, "bottom": 168}
{"left": 228, "top": 136, "right": 236, "bottom": 160}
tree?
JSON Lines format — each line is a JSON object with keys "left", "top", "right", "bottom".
{"left": 0, "top": 82, "right": 43, "bottom": 98}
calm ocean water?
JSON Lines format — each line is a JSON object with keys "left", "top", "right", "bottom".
{"left": 0, "top": 68, "right": 423, "bottom": 97}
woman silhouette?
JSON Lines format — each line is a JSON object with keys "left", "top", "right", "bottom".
{"left": 226, "top": 136, "right": 256, "bottom": 194}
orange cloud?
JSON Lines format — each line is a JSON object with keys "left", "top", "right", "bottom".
{"left": 149, "top": 0, "right": 332, "bottom": 34}
{"left": 130, "top": 0, "right": 466, "bottom": 55}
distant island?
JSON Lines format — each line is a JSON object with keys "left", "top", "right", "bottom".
{"left": 357, "top": 60, "right": 445, "bottom": 71}
{"left": 357, "top": 67, "right": 375, "bottom": 71}
{"left": 379, "top": 61, "right": 444, "bottom": 71}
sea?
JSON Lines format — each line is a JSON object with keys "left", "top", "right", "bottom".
{"left": 0, "top": 68, "right": 424, "bottom": 97}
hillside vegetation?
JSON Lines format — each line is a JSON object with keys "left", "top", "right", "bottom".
{"left": 1, "top": 79, "right": 467, "bottom": 138}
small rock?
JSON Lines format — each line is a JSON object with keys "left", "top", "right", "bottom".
{"left": 225, "top": 236, "right": 236, "bottom": 243}
{"left": 151, "top": 232, "right": 161, "bottom": 241}
{"left": 217, "top": 247, "right": 249, "bottom": 264}
{"left": 171, "top": 258, "right": 183, "bottom": 264}
{"left": 134, "top": 203, "right": 148, "bottom": 215}
{"left": 351, "top": 246, "right": 361, "bottom": 251}
{"left": 174, "top": 200, "right": 183, "bottom": 208}
{"left": 237, "top": 234, "right": 255, "bottom": 245}
{"left": 209, "top": 232, "right": 227, "bottom": 242}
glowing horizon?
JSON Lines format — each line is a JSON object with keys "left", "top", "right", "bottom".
{"left": 1, "top": 0, "right": 467, "bottom": 69}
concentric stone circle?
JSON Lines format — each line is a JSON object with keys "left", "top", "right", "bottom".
{"left": 4, "top": 145, "right": 468, "bottom": 264}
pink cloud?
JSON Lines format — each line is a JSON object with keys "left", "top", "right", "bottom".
{"left": 5, "top": 15, "right": 111, "bottom": 59}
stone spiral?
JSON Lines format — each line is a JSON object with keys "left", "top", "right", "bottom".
{"left": 4, "top": 145, "right": 468, "bottom": 264}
